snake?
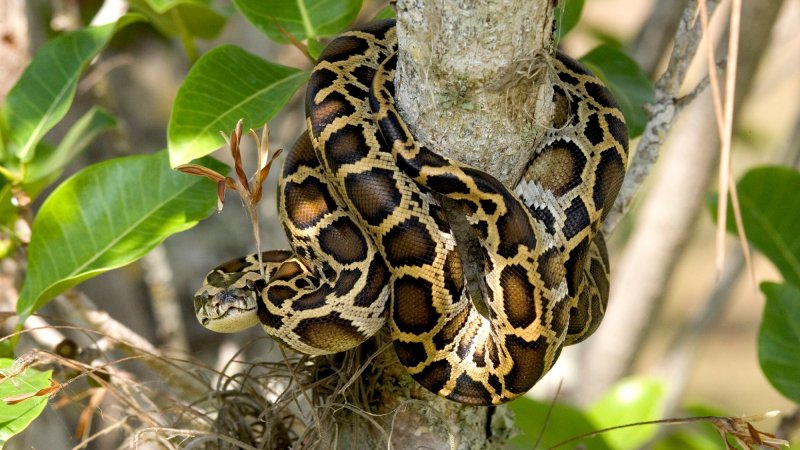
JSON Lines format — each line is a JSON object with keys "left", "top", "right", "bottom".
{"left": 194, "top": 19, "right": 628, "bottom": 405}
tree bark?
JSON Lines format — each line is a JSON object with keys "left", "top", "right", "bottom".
{"left": 373, "top": 1, "right": 554, "bottom": 448}
{"left": 394, "top": 0, "right": 553, "bottom": 185}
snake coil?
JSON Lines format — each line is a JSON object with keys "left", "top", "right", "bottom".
{"left": 194, "top": 20, "right": 628, "bottom": 405}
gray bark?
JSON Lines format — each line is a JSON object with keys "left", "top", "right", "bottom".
{"left": 394, "top": 0, "right": 554, "bottom": 185}
{"left": 375, "top": 1, "right": 554, "bottom": 448}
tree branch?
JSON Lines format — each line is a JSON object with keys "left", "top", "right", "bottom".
{"left": 141, "top": 246, "right": 189, "bottom": 352}
{"left": 580, "top": 0, "right": 788, "bottom": 402}
{"left": 603, "top": 0, "right": 720, "bottom": 234}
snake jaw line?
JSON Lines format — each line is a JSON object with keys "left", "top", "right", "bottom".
{"left": 194, "top": 288, "right": 260, "bottom": 333}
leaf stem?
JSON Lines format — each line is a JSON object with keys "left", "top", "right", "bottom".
{"left": 170, "top": 8, "right": 198, "bottom": 62}
{"left": 296, "top": 0, "right": 316, "bottom": 40}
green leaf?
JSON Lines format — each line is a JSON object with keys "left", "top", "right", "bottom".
{"left": 0, "top": 358, "right": 53, "bottom": 447}
{"left": 167, "top": 45, "right": 308, "bottom": 167}
{"left": 17, "top": 151, "right": 224, "bottom": 319}
{"left": 307, "top": 38, "right": 326, "bottom": 60}
{"left": 0, "top": 178, "right": 16, "bottom": 226}
{"left": 556, "top": 0, "right": 584, "bottom": 39}
{"left": 713, "top": 166, "right": 800, "bottom": 287}
{"left": 507, "top": 397, "right": 612, "bottom": 450}
{"left": 653, "top": 428, "right": 725, "bottom": 450}
{"left": 143, "top": 0, "right": 210, "bottom": 11}
{"left": 580, "top": 45, "right": 654, "bottom": 138}
{"left": 0, "top": 341, "right": 13, "bottom": 359}
{"left": 233, "top": 0, "right": 362, "bottom": 42}
{"left": 373, "top": 6, "right": 396, "bottom": 20}
{"left": 2, "top": 23, "right": 116, "bottom": 162}
{"left": 0, "top": 124, "right": 6, "bottom": 159}
{"left": 587, "top": 377, "right": 666, "bottom": 449}
{"left": 129, "top": 0, "right": 226, "bottom": 40}
{"left": 25, "top": 106, "right": 117, "bottom": 184}
{"left": 758, "top": 282, "right": 800, "bottom": 403}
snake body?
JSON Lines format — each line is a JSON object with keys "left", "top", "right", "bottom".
{"left": 194, "top": 20, "right": 628, "bottom": 405}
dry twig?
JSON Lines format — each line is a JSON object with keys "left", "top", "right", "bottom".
{"left": 603, "top": 0, "right": 721, "bottom": 233}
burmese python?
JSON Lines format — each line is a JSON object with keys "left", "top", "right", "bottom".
{"left": 194, "top": 20, "right": 628, "bottom": 405}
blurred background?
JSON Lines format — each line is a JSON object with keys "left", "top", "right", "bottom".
{"left": 1, "top": 0, "right": 798, "bottom": 448}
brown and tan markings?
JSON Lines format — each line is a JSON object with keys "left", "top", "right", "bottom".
{"left": 194, "top": 19, "right": 628, "bottom": 405}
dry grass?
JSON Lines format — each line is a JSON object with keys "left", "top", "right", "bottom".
{"left": 2, "top": 319, "right": 421, "bottom": 449}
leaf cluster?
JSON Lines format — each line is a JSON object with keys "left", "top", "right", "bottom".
{"left": 711, "top": 166, "right": 800, "bottom": 406}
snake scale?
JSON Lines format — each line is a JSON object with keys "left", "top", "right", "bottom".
{"left": 194, "top": 19, "right": 628, "bottom": 405}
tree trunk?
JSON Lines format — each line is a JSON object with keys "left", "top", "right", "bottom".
{"left": 372, "top": 1, "right": 554, "bottom": 448}
{"left": 394, "top": 0, "right": 553, "bottom": 185}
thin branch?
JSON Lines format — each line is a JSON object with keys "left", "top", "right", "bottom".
{"left": 142, "top": 246, "right": 189, "bottom": 352}
{"left": 57, "top": 290, "right": 209, "bottom": 399}
{"left": 547, "top": 411, "right": 787, "bottom": 450}
{"left": 603, "top": 0, "right": 721, "bottom": 233}
{"left": 584, "top": 0, "right": 789, "bottom": 410}
{"left": 578, "top": 7, "right": 715, "bottom": 382}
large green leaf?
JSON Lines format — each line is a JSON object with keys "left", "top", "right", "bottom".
{"left": 167, "top": 45, "right": 308, "bottom": 167}
{"left": 25, "top": 106, "right": 117, "bottom": 184}
{"left": 759, "top": 282, "right": 800, "bottom": 403}
{"left": 128, "top": 0, "right": 226, "bottom": 40}
{"left": 715, "top": 166, "right": 800, "bottom": 287}
{"left": 2, "top": 16, "right": 139, "bottom": 162}
{"left": 580, "top": 45, "right": 654, "bottom": 138}
{"left": 2, "top": 24, "right": 114, "bottom": 162}
{"left": 233, "top": 0, "right": 362, "bottom": 42}
{"left": 508, "top": 396, "right": 612, "bottom": 449}
{"left": 17, "top": 151, "right": 224, "bottom": 319}
{"left": 0, "top": 359, "right": 53, "bottom": 447}
{"left": 587, "top": 377, "right": 666, "bottom": 449}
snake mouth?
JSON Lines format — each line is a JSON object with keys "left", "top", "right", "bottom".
{"left": 195, "top": 290, "right": 259, "bottom": 332}
{"left": 199, "top": 304, "right": 254, "bottom": 325}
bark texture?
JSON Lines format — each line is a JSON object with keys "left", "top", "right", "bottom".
{"left": 394, "top": 0, "right": 553, "bottom": 186}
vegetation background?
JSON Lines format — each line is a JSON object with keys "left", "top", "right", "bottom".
{"left": 0, "top": 0, "right": 798, "bottom": 448}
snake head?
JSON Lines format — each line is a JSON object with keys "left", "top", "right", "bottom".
{"left": 193, "top": 269, "right": 264, "bottom": 333}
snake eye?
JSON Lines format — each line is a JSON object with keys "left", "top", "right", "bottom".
{"left": 245, "top": 278, "right": 266, "bottom": 292}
